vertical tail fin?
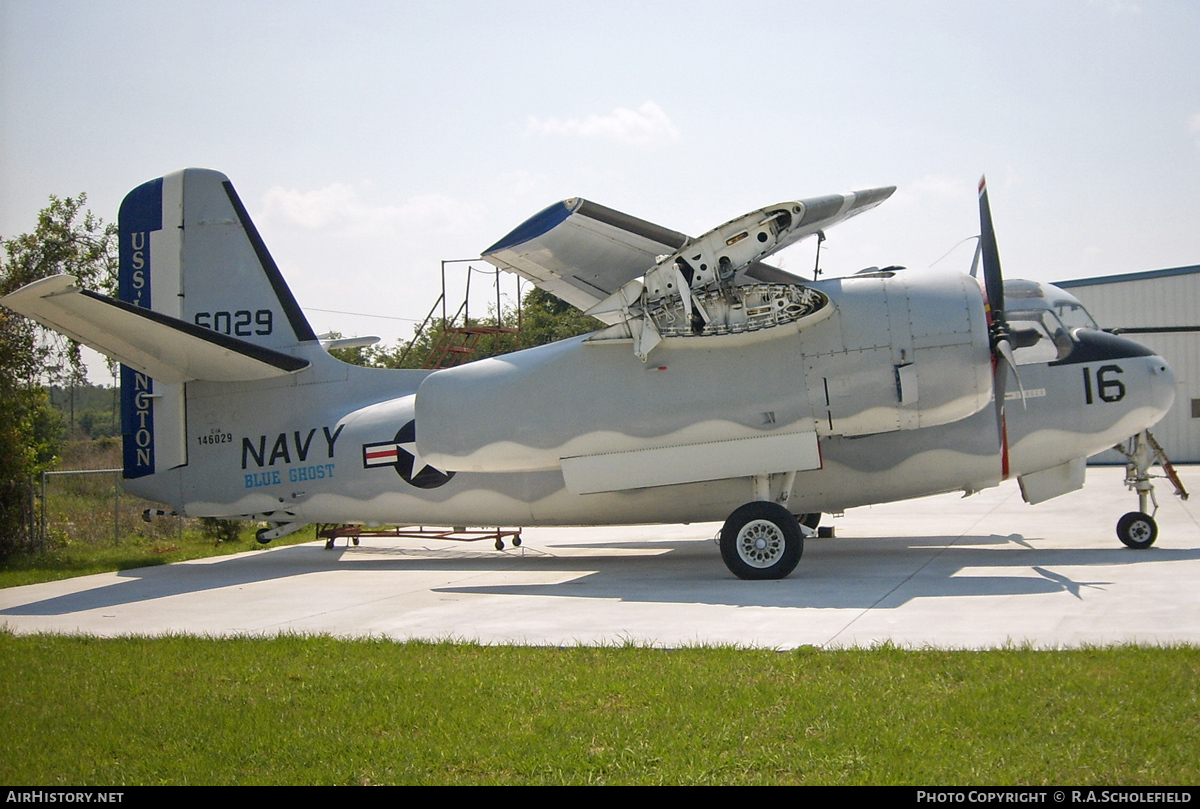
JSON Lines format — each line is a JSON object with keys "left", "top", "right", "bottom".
{"left": 118, "top": 168, "right": 316, "bottom": 479}
{"left": 119, "top": 169, "right": 316, "bottom": 345}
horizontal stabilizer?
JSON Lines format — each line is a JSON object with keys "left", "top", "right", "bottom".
{"left": 2, "top": 275, "right": 310, "bottom": 383}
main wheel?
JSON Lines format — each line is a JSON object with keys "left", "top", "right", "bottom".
{"left": 255, "top": 527, "right": 272, "bottom": 545}
{"left": 720, "top": 501, "right": 803, "bottom": 580}
{"left": 1117, "top": 511, "right": 1157, "bottom": 549}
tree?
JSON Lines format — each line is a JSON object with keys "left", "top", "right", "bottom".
{"left": 519, "top": 287, "right": 604, "bottom": 347}
{"left": 329, "top": 287, "right": 602, "bottom": 370}
{"left": 0, "top": 194, "right": 117, "bottom": 553}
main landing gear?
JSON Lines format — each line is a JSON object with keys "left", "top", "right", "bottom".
{"left": 1113, "top": 430, "right": 1189, "bottom": 550}
{"left": 719, "top": 473, "right": 818, "bottom": 580}
{"left": 720, "top": 501, "right": 804, "bottom": 580}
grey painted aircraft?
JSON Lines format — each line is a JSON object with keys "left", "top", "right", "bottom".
{"left": 1, "top": 170, "right": 1182, "bottom": 579}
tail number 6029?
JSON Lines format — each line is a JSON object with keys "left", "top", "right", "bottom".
{"left": 195, "top": 309, "right": 273, "bottom": 336}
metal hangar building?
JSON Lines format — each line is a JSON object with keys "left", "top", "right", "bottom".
{"left": 1056, "top": 265, "right": 1200, "bottom": 463}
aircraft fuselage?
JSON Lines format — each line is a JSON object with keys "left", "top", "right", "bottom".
{"left": 4, "top": 168, "right": 1177, "bottom": 578}
{"left": 127, "top": 269, "right": 1173, "bottom": 529}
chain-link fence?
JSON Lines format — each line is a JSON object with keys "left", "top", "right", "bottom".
{"left": 37, "top": 467, "right": 193, "bottom": 551}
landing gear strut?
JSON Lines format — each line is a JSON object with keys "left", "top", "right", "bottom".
{"left": 1113, "top": 430, "right": 1188, "bottom": 550}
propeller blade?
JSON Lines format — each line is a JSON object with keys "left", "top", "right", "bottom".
{"left": 978, "top": 176, "right": 1004, "bottom": 320}
{"left": 979, "top": 175, "right": 1014, "bottom": 472}
{"left": 995, "top": 337, "right": 1028, "bottom": 410}
{"left": 995, "top": 337, "right": 1017, "bottom": 377}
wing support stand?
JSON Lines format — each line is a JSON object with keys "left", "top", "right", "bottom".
{"left": 1111, "top": 430, "right": 1189, "bottom": 549}
{"left": 315, "top": 525, "right": 523, "bottom": 551}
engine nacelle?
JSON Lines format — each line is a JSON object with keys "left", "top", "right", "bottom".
{"left": 415, "top": 270, "right": 993, "bottom": 475}
{"left": 803, "top": 269, "right": 993, "bottom": 437}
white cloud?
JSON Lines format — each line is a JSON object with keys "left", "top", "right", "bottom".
{"left": 525, "top": 101, "right": 681, "bottom": 146}
{"left": 1189, "top": 113, "right": 1200, "bottom": 148}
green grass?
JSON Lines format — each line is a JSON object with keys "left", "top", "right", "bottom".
{"left": 3, "top": 437, "right": 317, "bottom": 588}
{"left": 8, "top": 441, "right": 1198, "bottom": 785}
{"left": 1, "top": 636, "right": 1197, "bottom": 785}
{"left": 0, "top": 525, "right": 316, "bottom": 589}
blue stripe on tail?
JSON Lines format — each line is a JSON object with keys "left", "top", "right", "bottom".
{"left": 118, "top": 178, "right": 163, "bottom": 479}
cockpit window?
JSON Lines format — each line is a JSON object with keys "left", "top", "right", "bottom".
{"left": 1007, "top": 309, "right": 1074, "bottom": 365}
{"left": 1002, "top": 280, "right": 1100, "bottom": 334}
{"left": 1051, "top": 300, "right": 1098, "bottom": 331}
{"left": 1004, "top": 279, "right": 1046, "bottom": 301}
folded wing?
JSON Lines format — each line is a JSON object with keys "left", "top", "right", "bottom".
{"left": 481, "top": 187, "right": 896, "bottom": 320}
{"left": 481, "top": 198, "right": 689, "bottom": 322}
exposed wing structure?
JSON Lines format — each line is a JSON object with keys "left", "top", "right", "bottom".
{"left": 481, "top": 188, "right": 896, "bottom": 324}
{"left": 1, "top": 274, "right": 309, "bottom": 383}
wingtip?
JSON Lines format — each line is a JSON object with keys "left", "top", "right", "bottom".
{"left": 481, "top": 198, "right": 578, "bottom": 256}
{"left": 1, "top": 273, "right": 79, "bottom": 309}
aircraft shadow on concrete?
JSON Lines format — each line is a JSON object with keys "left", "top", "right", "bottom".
{"left": 433, "top": 537, "right": 1194, "bottom": 609}
{"left": 4, "top": 533, "right": 1198, "bottom": 617}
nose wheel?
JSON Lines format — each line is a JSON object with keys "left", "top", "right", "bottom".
{"left": 1113, "top": 430, "right": 1188, "bottom": 550}
{"left": 1116, "top": 511, "right": 1158, "bottom": 550}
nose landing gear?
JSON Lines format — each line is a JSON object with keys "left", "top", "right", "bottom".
{"left": 1113, "top": 430, "right": 1189, "bottom": 549}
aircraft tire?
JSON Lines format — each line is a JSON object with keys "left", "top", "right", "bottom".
{"left": 1117, "top": 511, "right": 1157, "bottom": 550}
{"left": 797, "top": 513, "right": 821, "bottom": 531}
{"left": 720, "top": 501, "right": 803, "bottom": 580}
{"left": 255, "top": 528, "right": 272, "bottom": 545}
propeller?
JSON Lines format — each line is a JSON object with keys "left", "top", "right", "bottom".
{"left": 977, "top": 176, "right": 1025, "bottom": 474}
{"left": 978, "top": 176, "right": 1006, "bottom": 333}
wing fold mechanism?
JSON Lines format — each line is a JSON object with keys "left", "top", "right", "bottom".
{"left": 1, "top": 275, "right": 310, "bottom": 383}
{"left": 484, "top": 187, "right": 894, "bottom": 360}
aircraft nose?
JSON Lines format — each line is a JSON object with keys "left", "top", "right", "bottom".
{"left": 1147, "top": 350, "right": 1176, "bottom": 418}
{"left": 1116, "top": 332, "right": 1176, "bottom": 419}
{"left": 1061, "top": 329, "right": 1176, "bottom": 421}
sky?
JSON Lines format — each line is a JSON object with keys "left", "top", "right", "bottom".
{"left": 3, "top": 0, "right": 1199, "bottom": 379}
